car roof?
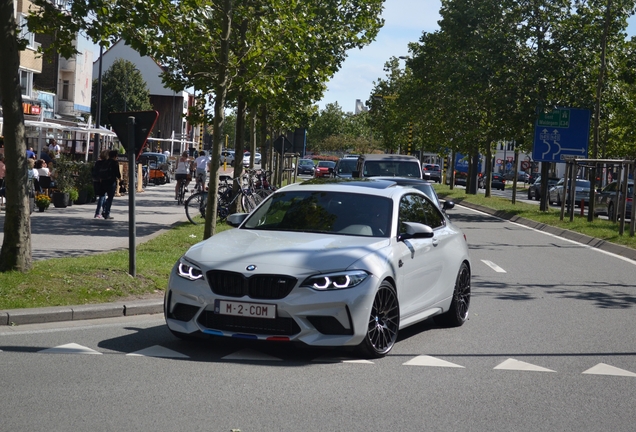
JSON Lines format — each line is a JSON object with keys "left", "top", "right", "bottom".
{"left": 359, "top": 154, "right": 419, "bottom": 161}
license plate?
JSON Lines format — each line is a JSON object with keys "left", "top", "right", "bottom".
{"left": 214, "top": 300, "right": 276, "bottom": 319}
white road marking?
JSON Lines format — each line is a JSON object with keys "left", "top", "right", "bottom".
{"left": 481, "top": 260, "right": 507, "bottom": 273}
{"left": 459, "top": 205, "right": 636, "bottom": 266}
{"left": 582, "top": 363, "right": 636, "bottom": 377}
{"left": 127, "top": 345, "right": 189, "bottom": 359}
{"left": 222, "top": 349, "right": 282, "bottom": 361}
{"left": 38, "top": 343, "right": 102, "bottom": 355}
{"left": 494, "top": 358, "right": 555, "bottom": 372}
{"left": 403, "top": 355, "right": 465, "bottom": 368}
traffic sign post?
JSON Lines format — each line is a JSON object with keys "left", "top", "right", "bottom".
{"left": 107, "top": 111, "right": 159, "bottom": 277}
{"left": 532, "top": 108, "right": 591, "bottom": 163}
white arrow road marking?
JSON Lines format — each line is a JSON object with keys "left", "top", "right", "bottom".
{"left": 127, "top": 345, "right": 189, "bottom": 359}
{"left": 494, "top": 358, "right": 555, "bottom": 372}
{"left": 313, "top": 356, "right": 374, "bottom": 364}
{"left": 582, "top": 363, "right": 636, "bottom": 377}
{"left": 481, "top": 260, "right": 507, "bottom": 273}
{"left": 38, "top": 343, "right": 102, "bottom": 355}
{"left": 222, "top": 349, "right": 282, "bottom": 361}
{"left": 403, "top": 355, "right": 465, "bottom": 368}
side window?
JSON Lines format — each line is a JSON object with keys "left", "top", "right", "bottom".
{"left": 398, "top": 194, "right": 426, "bottom": 233}
{"left": 421, "top": 197, "right": 444, "bottom": 229}
{"left": 398, "top": 194, "right": 445, "bottom": 232}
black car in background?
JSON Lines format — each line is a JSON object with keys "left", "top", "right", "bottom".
{"left": 333, "top": 157, "right": 358, "bottom": 178}
{"left": 297, "top": 159, "right": 316, "bottom": 175}
{"left": 490, "top": 174, "right": 506, "bottom": 190}
{"left": 527, "top": 176, "right": 560, "bottom": 200}
{"left": 593, "top": 180, "right": 633, "bottom": 220}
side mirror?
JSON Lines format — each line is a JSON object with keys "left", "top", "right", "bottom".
{"left": 398, "top": 221, "right": 434, "bottom": 241}
{"left": 442, "top": 200, "right": 455, "bottom": 211}
{"left": 226, "top": 213, "right": 249, "bottom": 227}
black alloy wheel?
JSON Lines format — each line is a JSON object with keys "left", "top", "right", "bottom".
{"left": 436, "top": 262, "right": 471, "bottom": 327}
{"left": 358, "top": 281, "right": 400, "bottom": 358}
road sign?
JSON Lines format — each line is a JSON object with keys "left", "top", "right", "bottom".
{"left": 108, "top": 111, "right": 159, "bottom": 159}
{"left": 273, "top": 135, "right": 293, "bottom": 154}
{"left": 532, "top": 108, "right": 590, "bottom": 162}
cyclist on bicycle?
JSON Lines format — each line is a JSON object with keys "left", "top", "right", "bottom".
{"left": 174, "top": 151, "right": 193, "bottom": 200}
{"left": 193, "top": 150, "right": 211, "bottom": 192}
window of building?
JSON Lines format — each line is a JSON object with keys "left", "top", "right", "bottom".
{"left": 20, "top": 70, "right": 32, "bottom": 96}
{"left": 62, "top": 80, "right": 70, "bottom": 100}
{"left": 19, "top": 14, "right": 35, "bottom": 49}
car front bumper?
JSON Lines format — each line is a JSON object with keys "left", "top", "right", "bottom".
{"left": 164, "top": 267, "right": 379, "bottom": 347}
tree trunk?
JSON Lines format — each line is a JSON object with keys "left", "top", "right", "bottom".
{"left": 203, "top": 0, "right": 232, "bottom": 240}
{"left": 0, "top": 0, "right": 32, "bottom": 271}
{"left": 230, "top": 93, "right": 246, "bottom": 215}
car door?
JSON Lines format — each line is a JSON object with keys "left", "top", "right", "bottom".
{"left": 396, "top": 193, "right": 447, "bottom": 322}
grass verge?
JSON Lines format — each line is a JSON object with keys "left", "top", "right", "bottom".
{"left": 0, "top": 221, "right": 231, "bottom": 310}
{"left": 436, "top": 184, "right": 636, "bottom": 249}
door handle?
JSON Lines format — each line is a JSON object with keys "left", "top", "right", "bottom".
{"left": 432, "top": 238, "right": 439, "bottom": 247}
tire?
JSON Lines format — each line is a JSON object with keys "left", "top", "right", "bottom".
{"left": 528, "top": 190, "right": 532, "bottom": 200}
{"left": 436, "top": 262, "right": 471, "bottom": 327}
{"left": 185, "top": 192, "right": 206, "bottom": 224}
{"left": 241, "top": 194, "right": 258, "bottom": 213}
{"left": 357, "top": 281, "right": 400, "bottom": 358}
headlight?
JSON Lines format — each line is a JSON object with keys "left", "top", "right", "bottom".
{"left": 302, "top": 270, "right": 369, "bottom": 290}
{"left": 177, "top": 257, "right": 204, "bottom": 281}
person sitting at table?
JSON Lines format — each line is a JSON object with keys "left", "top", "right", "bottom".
{"left": 35, "top": 159, "right": 50, "bottom": 177}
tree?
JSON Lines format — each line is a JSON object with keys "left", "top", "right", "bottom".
{"left": 91, "top": 59, "right": 152, "bottom": 127}
{"left": 0, "top": 0, "right": 32, "bottom": 271}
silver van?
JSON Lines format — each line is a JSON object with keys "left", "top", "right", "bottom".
{"left": 352, "top": 154, "right": 422, "bottom": 179}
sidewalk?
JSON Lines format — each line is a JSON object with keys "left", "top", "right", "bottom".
{"left": 0, "top": 167, "right": 234, "bottom": 326}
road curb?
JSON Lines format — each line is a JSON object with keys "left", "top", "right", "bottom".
{"left": 0, "top": 299, "right": 163, "bottom": 326}
{"left": 456, "top": 200, "right": 636, "bottom": 262}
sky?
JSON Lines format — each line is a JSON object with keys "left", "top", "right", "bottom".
{"left": 317, "top": 0, "right": 636, "bottom": 113}
{"left": 316, "top": 0, "right": 442, "bottom": 112}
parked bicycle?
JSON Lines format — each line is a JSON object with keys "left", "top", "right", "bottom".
{"left": 185, "top": 172, "right": 267, "bottom": 224}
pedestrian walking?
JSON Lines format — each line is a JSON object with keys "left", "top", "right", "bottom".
{"left": 100, "top": 150, "right": 121, "bottom": 220}
{"left": 92, "top": 150, "right": 109, "bottom": 219}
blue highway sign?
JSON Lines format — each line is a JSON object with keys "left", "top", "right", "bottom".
{"left": 532, "top": 108, "right": 590, "bottom": 163}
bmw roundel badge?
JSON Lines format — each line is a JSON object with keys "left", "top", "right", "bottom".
{"left": 246, "top": 265, "right": 257, "bottom": 271}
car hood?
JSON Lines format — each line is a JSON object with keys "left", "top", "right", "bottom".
{"left": 184, "top": 229, "right": 390, "bottom": 273}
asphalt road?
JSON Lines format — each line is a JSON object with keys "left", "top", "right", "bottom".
{"left": 1, "top": 204, "right": 635, "bottom": 431}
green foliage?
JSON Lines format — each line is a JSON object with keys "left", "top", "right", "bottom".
{"left": 91, "top": 59, "right": 152, "bottom": 127}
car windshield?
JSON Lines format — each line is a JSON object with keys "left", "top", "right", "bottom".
{"left": 299, "top": 160, "right": 314, "bottom": 166}
{"left": 364, "top": 161, "right": 421, "bottom": 178}
{"left": 243, "top": 190, "right": 392, "bottom": 237}
{"left": 318, "top": 161, "right": 335, "bottom": 168}
{"left": 337, "top": 158, "right": 357, "bottom": 174}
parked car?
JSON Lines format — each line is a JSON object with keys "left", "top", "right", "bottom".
{"left": 527, "top": 176, "right": 560, "bottom": 200}
{"left": 220, "top": 150, "right": 235, "bottom": 165}
{"left": 164, "top": 178, "right": 471, "bottom": 358}
{"left": 297, "top": 159, "right": 316, "bottom": 176}
{"left": 138, "top": 152, "right": 173, "bottom": 183}
{"left": 490, "top": 174, "right": 506, "bottom": 190}
{"left": 314, "top": 160, "right": 336, "bottom": 178}
{"left": 548, "top": 178, "right": 591, "bottom": 207}
{"left": 593, "top": 180, "right": 633, "bottom": 220}
{"left": 333, "top": 157, "right": 358, "bottom": 179}
{"left": 242, "top": 152, "right": 262, "bottom": 166}
{"left": 504, "top": 170, "right": 530, "bottom": 182}
{"left": 453, "top": 171, "right": 468, "bottom": 187}
{"left": 422, "top": 164, "right": 441, "bottom": 183}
